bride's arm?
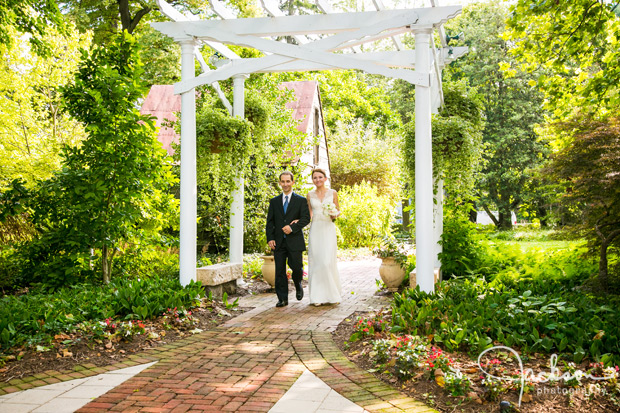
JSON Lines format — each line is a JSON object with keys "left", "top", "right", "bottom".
{"left": 332, "top": 190, "right": 341, "bottom": 220}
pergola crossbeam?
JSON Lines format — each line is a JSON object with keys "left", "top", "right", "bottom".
{"left": 152, "top": 7, "right": 460, "bottom": 38}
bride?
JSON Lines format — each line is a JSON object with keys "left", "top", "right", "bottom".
{"left": 306, "top": 168, "right": 341, "bottom": 305}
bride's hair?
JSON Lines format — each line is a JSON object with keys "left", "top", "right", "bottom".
{"left": 311, "top": 168, "right": 328, "bottom": 179}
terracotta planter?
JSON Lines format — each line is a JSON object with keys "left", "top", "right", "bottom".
{"left": 260, "top": 255, "right": 275, "bottom": 287}
{"left": 379, "top": 257, "right": 406, "bottom": 292}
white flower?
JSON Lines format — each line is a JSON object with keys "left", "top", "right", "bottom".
{"left": 322, "top": 201, "right": 339, "bottom": 217}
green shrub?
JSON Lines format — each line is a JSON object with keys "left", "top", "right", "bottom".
{"left": 243, "top": 253, "right": 263, "bottom": 279}
{"left": 112, "top": 246, "right": 179, "bottom": 279}
{"left": 438, "top": 209, "right": 486, "bottom": 279}
{"left": 0, "top": 274, "right": 204, "bottom": 351}
{"left": 336, "top": 181, "right": 394, "bottom": 248}
{"left": 0, "top": 246, "right": 23, "bottom": 291}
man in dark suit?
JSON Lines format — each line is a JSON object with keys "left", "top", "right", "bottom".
{"left": 266, "top": 171, "right": 311, "bottom": 307}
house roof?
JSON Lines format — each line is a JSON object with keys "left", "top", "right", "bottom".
{"left": 140, "top": 85, "right": 180, "bottom": 156}
{"left": 140, "top": 81, "right": 323, "bottom": 155}
{"left": 278, "top": 80, "right": 320, "bottom": 134}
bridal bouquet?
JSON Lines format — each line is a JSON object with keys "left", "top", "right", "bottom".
{"left": 322, "top": 201, "right": 340, "bottom": 218}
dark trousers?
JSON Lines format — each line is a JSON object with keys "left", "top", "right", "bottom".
{"left": 274, "top": 238, "right": 303, "bottom": 302}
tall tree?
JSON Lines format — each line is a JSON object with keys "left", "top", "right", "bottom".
{"left": 0, "top": 24, "right": 91, "bottom": 189}
{"left": 444, "top": 2, "right": 548, "bottom": 229}
{"left": 2, "top": 32, "right": 178, "bottom": 287}
{"left": 505, "top": 0, "right": 620, "bottom": 117}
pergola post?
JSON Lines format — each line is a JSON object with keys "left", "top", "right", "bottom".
{"left": 229, "top": 75, "right": 248, "bottom": 265}
{"left": 413, "top": 28, "right": 435, "bottom": 293}
{"left": 434, "top": 179, "right": 443, "bottom": 272}
{"left": 179, "top": 39, "right": 197, "bottom": 286}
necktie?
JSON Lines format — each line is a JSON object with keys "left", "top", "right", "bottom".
{"left": 283, "top": 195, "right": 289, "bottom": 214}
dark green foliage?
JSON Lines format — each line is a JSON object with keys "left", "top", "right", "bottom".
{"left": 438, "top": 208, "right": 485, "bottom": 279}
{"left": 401, "top": 80, "right": 485, "bottom": 200}
{"left": 0, "top": 273, "right": 204, "bottom": 351}
{"left": 0, "top": 246, "right": 23, "bottom": 292}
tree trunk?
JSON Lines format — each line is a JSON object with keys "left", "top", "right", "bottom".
{"left": 538, "top": 206, "right": 548, "bottom": 228}
{"left": 118, "top": 0, "right": 150, "bottom": 34}
{"left": 102, "top": 245, "right": 117, "bottom": 284}
{"left": 498, "top": 210, "right": 513, "bottom": 230}
{"left": 598, "top": 228, "right": 620, "bottom": 290}
{"left": 402, "top": 198, "right": 410, "bottom": 231}
{"left": 468, "top": 204, "right": 478, "bottom": 223}
{"left": 102, "top": 245, "right": 111, "bottom": 284}
{"left": 481, "top": 203, "right": 500, "bottom": 227}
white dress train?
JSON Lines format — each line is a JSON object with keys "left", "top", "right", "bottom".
{"left": 307, "top": 189, "right": 341, "bottom": 304}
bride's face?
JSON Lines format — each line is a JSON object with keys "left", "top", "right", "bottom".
{"left": 312, "top": 172, "right": 326, "bottom": 188}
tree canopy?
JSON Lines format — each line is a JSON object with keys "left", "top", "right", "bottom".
{"left": 0, "top": 24, "right": 90, "bottom": 189}
{"left": 0, "top": 0, "right": 65, "bottom": 55}
{"left": 506, "top": 0, "right": 620, "bottom": 117}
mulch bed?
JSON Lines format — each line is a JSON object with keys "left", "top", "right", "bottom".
{"left": 332, "top": 308, "right": 620, "bottom": 413}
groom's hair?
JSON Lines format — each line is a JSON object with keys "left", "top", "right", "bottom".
{"left": 279, "top": 171, "right": 295, "bottom": 181}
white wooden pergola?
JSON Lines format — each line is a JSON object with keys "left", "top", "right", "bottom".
{"left": 153, "top": 0, "right": 466, "bottom": 293}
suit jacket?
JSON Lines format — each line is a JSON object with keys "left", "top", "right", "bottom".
{"left": 266, "top": 192, "right": 311, "bottom": 252}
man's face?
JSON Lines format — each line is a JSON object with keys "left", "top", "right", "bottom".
{"left": 279, "top": 175, "right": 294, "bottom": 194}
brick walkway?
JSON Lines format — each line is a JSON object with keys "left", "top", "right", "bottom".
{"left": 3, "top": 260, "right": 437, "bottom": 413}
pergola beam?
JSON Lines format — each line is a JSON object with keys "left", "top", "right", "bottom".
{"left": 152, "top": 7, "right": 461, "bottom": 38}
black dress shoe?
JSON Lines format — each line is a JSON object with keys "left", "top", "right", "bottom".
{"left": 295, "top": 283, "right": 304, "bottom": 301}
{"left": 275, "top": 300, "right": 288, "bottom": 307}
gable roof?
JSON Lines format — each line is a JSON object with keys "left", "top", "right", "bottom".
{"left": 278, "top": 80, "right": 322, "bottom": 134}
{"left": 140, "top": 85, "right": 180, "bottom": 156}
{"left": 140, "top": 81, "right": 326, "bottom": 155}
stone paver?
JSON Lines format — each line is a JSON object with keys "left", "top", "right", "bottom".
{"left": 2, "top": 260, "right": 437, "bottom": 412}
{"left": 0, "top": 362, "right": 156, "bottom": 413}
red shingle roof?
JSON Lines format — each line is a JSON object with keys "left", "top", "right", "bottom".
{"left": 140, "top": 81, "right": 320, "bottom": 155}
{"left": 140, "top": 85, "right": 180, "bottom": 156}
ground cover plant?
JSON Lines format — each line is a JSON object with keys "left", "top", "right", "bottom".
{"left": 0, "top": 274, "right": 205, "bottom": 353}
{"left": 336, "top": 233, "right": 620, "bottom": 412}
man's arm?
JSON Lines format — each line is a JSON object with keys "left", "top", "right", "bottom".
{"left": 290, "top": 195, "right": 311, "bottom": 233}
{"left": 266, "top": 199, "right": 276, "bottom": 242}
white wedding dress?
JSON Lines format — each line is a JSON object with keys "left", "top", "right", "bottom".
{"left": 307, "top": 189, "right": 341, "bottom": 304}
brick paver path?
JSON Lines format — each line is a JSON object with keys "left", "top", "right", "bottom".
{"left": 73, "top": 260, "right": 436, "bottom": 413}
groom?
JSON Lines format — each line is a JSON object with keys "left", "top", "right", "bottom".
{"left": 266, "top": 171, "right": 311, "bottom": 307}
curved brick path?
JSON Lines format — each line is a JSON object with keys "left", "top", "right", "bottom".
{"left": 2, "top": 260, "right": 437, "bottom": 413}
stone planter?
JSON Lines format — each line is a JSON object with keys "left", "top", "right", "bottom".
{"left": 379, "top": 257, "right": 406, "bottom": 292}
{"left": 260, "top": 255, "right": 276, "bottom": 287}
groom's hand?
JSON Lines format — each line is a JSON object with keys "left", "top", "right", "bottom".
{"left": 282, "top": 225, "right": 292, "bottom": 234}
{"left": 268, "top": 240, "right": 276, "bottom": 250}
